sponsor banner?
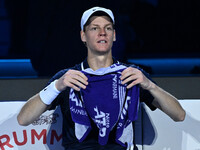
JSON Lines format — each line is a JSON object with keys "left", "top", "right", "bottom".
{"left": 0, "top": 101, "right": 64, "bottom": 150}
{"left": 2, "top": 99, "right": 198, "bottom": 150}
{"left": 143, "top": 100, "right": 200, "bottom": 150}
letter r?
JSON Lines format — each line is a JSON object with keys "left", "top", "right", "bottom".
{"left": 0, "top": 135, "right": 14, "bottom": 150}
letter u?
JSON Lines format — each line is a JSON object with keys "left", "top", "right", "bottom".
{"left": 13, "top": 130, "right": 27, "bottom": 145}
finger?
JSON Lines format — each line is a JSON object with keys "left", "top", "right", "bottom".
{"left": 126, "top": 80, "right": 140, "bottom": 89}
{"left": 121, "top": 67, "right": 133, "bottom": 75}
{"left": 67, "top": 82, "right": 81, "bottom": 91}
{"left": 68, "top": 70, "right": 88, "bottom": 86}
{"left": 72, "top": 74, "right": 88, "bottom": 86}
{"left": 120, "top": 68, "right": 131, "bottom": 79}
{"left": 121, "top": 67, "right": 137, "bottom": 80}
{"left": 74, "top": 70, "right": 88, "bottom": 81}
{"left": 68, "top": 78, "right": 87, "bottom": 90}
{"left": 121, "top": 74, "right": 138, "bottom": 85}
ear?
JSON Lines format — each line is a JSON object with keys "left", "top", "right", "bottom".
{"left": 113, "top": 30, "right": 116, "bottom": 42}
{"left": 80, "top": 30, "right": 86, "bottom": 42}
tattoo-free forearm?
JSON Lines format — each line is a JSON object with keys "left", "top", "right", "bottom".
{"left": 17, "top": 93, "right": 49, "bottom": 126}
{"left": 149, "top": 83, "right": 185, "bottom": 122}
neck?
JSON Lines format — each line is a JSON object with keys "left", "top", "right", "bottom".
{"left": 87, "top": 55, "right": 113, "bottom": 71}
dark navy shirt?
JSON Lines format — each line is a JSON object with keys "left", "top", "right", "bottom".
{"left": 48, "top": 58, "right": 156, "bottom": 150}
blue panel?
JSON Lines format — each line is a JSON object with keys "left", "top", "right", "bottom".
{"left": 128, "top": 58, "right": 200, "bottom": 76}
{"left": 0, "top": 59, "right": 38, "bottom": 78}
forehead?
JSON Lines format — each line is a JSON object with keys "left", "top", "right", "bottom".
{"left": 88, "top": 16, "right": 113, "bottom": 26}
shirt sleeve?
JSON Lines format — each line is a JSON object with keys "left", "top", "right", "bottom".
{"left": 140, "top": 88, "right": 156, "bottom": 111}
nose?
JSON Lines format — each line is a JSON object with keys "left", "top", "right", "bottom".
{"left": 99, "top": 28, "right": 106, "bottom": 36}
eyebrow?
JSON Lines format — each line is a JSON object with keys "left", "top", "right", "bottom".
{"left": 90, "top": 23, "right": 113, "bottom": 27}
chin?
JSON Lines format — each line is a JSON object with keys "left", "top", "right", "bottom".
{"left": 95, "top": 50, "right": 110, "bottom": 55}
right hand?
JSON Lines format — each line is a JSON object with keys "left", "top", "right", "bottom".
{"left": 55, "top": 70, "right": 88, "bottom": 92}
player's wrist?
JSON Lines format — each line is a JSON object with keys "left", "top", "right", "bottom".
{"left": 39, "top": 80, "right": 61, "bottom": 105}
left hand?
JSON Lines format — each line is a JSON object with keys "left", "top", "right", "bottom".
{"left": 120, "top": 67, "right": 153, "bottom": 89}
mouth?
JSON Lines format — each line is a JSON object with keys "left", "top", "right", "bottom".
{"left": 97, "top": 40, "right": 107, "bottom": 44}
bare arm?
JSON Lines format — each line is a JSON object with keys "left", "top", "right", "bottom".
{"left": 145, "top": 81, "right": 185, "bottom": 121}
{"left": 121, "top": 67, "right": 186, "bottom": 122}
{"left": 17, "top": 69, "right": 88, "bottom": 126}
{"left": 17, "top": 93, "right": 50, "bottom": 126}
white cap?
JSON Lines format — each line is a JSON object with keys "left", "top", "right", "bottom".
{"left": 80, "top": 6, "right": 115, "bottom": 30}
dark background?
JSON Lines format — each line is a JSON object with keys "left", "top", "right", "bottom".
{"left": 0, "top": 0, "right": 200, "bottom": 76}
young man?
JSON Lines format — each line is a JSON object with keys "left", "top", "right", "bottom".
{"left": 17, "top": 7, "right": 185, "bottom": 150}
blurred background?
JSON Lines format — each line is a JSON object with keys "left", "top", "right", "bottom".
{"left": 1, "top": 2, "right": 200, "bottom": 149}
{"left": 0, "top": 0, "right": 200, "bottom": 77}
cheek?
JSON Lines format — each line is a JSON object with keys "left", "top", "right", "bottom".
{"left": 107, "top": 32, "right": 115, "bottom": 41}
{"left": 86, "top": 38, "right": 96, "bottom": 48}
{"left": 87, "top": 37, "right": 95, "bottom": 44}
{"left": 85, "top": 33, "right": 96, "bottom": 42}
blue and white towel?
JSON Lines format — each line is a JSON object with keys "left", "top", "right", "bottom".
{"left": 69, "top": 63, "right": 140, "bottom": 148}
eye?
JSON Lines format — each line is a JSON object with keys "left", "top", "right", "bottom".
{"left": 106, "top": 26, "right": 113, "bottom": 31}
{"left": 92, "top": 27, "right": 97, "bottom": 30}
{"left": 90, "top": 27, "right": 99, "bottom": 31}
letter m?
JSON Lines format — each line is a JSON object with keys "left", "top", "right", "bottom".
{"left": 31, "top": 129, "right": 47, "bottom": 144}
{"left": 50, "top": 130, "right": 62, "bottom": 144}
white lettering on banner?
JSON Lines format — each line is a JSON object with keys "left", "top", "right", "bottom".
{"left": 93, "top": 107, "right": 110, "bottom": 137}
{"left": 70, "top": 106, "right": 88, "bottom": 116}
{"left": 70, "top": 90, "right": 82, "bottom": 107}
{"left": 99, "top": 128, "right": 106, "bottom": 137}
{"left": 0, "top": 129, "right": 62, "bottom": 150}
{"left": 120, "top": 96, "right": 131, "bottom": 120}
{"left": 112, "top": 74, "right": 118, "bottom": 99}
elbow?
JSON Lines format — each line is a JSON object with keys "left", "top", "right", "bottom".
{"left": 173, "top": 109, "right": 186, "bottom": 122}
{"left": 17, "top": 115, "right": 30, "bottom": 126}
